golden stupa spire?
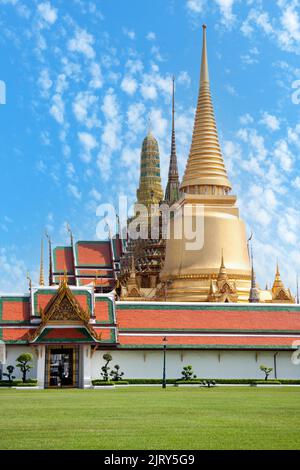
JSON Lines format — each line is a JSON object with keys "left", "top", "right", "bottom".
{"left": 217, "top": 251, "right": 227, "bottom": 282}
{"left": 181, "top": 25, "right": 232, "bottom": 194}
{"left": 272, "top": 261, "right": 284, "bottom": 293}
{"left": 39, "top": 238, "right": 44, "bottom": 286}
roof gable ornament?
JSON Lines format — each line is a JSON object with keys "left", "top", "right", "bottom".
{"left": 29, "top": 283, "right": 101, "bottom": 343}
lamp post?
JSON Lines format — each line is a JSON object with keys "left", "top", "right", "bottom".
{"left": 162, "top": 336, "right": 168, "bottom": 389}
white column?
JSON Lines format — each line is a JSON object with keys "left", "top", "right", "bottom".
{"left": 82, "top": 345, "right": 92, "bottom": 388}
{"left": 36, "top": 346, "right": 46, "bottom": 388}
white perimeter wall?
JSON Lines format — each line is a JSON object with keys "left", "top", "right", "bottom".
{"left": 1, "top": 346, "right": 37, "bottom": 381}
{"left": 91, "top": 350, "right": 300, "bottom": 380}
{"left": 2, "top": 347, "right": 300, "bottom": 381}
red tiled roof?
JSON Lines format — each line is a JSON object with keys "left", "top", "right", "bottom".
{"left": 117, "top": 305, "right": 300, "bottom": 332}
{"left": 76, "top": 242, "right": 112, "bottom": 267}
{"left": 3, "top": 328, "right": 32, "bottom": 342}
{"left": 54, "top": 247, "right": 74, "bottom": 273}
{"left": 1, "top": 299, "right": 30, "bottom": 322}
{"left": 118, "top": 334, "right": 300, "bottom": 349}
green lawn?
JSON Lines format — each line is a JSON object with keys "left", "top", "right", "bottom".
{"left": 0, "top": 387, "right": 299, "bottom": 450}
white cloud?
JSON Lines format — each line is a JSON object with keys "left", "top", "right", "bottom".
{"left": 38, "top": 2, "right": 57, "bottom": 24}
{"left": 89, "top": 188, "right": 102, "bottom": 202}
{"left": 214, "top": 0, "right": 236, "bottom": 26}
{"left": 122, "top": 28, "right": 136, "bottom": 40}
{"left": 78, "top": 132, "right": 98, "bottom": 163}
{"left": 273, "top": 139, "right": 293, "bottom": 171}
{"left": 146, "top": 32, "right": 156, "bottom": 41}
{"left": 98, "top": 89, "right": 122, "bottom": 179}
{"left": 38, "top": 69, "right": 52, "bottom": 96}
{"left": 240, "top": 114, "right": 254, "bottom": 125}
{"left": 68, "top": 28, "right": 95, "bottom": 59}
{"left": 260, "top": 112, "right": 281, "bottom": 131}
{"left": 186, "top": 0, "right": 204, "bottom": 14}
{"left": 50, "top": 94, "right": 64, "bottom": 124}
{"left": 73, "top": 91, "right": 99, "bottom": 128}
{"left": 127, "top": 102, "right": 146, "bottom": 136}
{"left": 68, "top": 183, "right": 81, "bottom": 200}
{"left": 177, "top": 71, "right": 191, "bottom": 87}
{"left": 140, "top": 83, "right": 157, "bottom": 100}
{"left": 225, "top": 83, "right": 237, "bottom": 96}
{"left": 121, "top": 76, "right": 138, "bottom": 95}
{"left": 89, "top": 62, "right": 103, "bottom": 89}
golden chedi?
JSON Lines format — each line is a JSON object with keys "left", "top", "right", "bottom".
{"left": 160, "top": 25, "right": 252, "bottom": 302}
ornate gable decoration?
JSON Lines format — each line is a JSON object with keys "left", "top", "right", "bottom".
{"left": 42, "top": 283, "right": 90, "bottom": 323}
{"left": 29, "top": 280, "right": 101, "bottom": 343}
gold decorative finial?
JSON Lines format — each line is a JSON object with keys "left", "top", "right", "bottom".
{"left": 39, "top": 238, "right": 44, "bottom": 286}
{"left": 26, "top": 271, "right": 32, "bottom": 290}
{"left": 67, "top": 223, "right": 74, "bottom": 247}
{"left": 181, "top": 22, "right": 232, "bottom": 193}
{"left": 62, "top": 270, "right": 68, "bottom": 286}
{"left": 200, "top": 24, "right": 209, "bottom": 85}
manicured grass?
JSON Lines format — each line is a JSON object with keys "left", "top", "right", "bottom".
{"left": 0, "top": 387, "right": 299, "bottom": 450}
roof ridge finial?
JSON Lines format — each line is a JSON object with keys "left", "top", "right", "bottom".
{"left": 45, "top": 230, "right": 53, "bottom": 287}
{"left": 201, "top": 24, "right": 209, "bottom": 85}
{"left": 147, "top": 114, "right": 152, "bottom": 135}
{"left": 165, "top": 75, "right": 181, "bottom": 206}
{"left": 249, "top": 244, "right": 260, "bottom": 303}
{"left": 39, "top": 237, "right": 45, "bottom": 286}
{"left": 67, "top": 223, "right": 74, "bottom": 248}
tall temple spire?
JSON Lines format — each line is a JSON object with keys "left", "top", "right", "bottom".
{"left": 165, "top": 76, "right": 181, "bottom": 206}
{"left": 249, "top": 246, "right": 260, "bottom": 303}
{"left": 45, "top": 231, "right": 53, "bottom": 286}
{"left": 39, "top": 238, "right": 44, "bottom": 286}
{"left": 136, "top": 131, "right": 163, "bottom": 208}
{"left": 181, "top": 25, "right": 232, "bottom": 195}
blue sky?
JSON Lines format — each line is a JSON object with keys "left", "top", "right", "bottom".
{"left": 0, "top": 0, "right": 300, "bottom": 293}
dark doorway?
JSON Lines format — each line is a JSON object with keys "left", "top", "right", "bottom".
{"left": 48, "top": 348, "right": 74, "bottom": 387}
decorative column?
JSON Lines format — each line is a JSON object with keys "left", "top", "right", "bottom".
{"left": 36, "top": 345, "right": 46, "bottom": 389}
{"left": 82, "top": 345, "right": 92, "bottom": 388}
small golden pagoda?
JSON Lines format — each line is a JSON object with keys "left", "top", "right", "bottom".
{"left": 271, "top": 263, "right": 294, "bottom": 303}
{"left": 160, "top": 25, "right": 252, "bottom": 302}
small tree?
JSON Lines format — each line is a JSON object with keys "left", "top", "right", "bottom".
{"left": 110, "top": 365, "right": 124, "bottom": 382}
{"left": 101, "top": 353, "right": 113, "bottom": 381}
{"left": 16, "top": 353, "right": 33, "bottom": 383}
{"left": 181, "top": 365, "right": 197, "bottom": 381}
{"left": 260, "top": 364, "right": 273, "bottom": 381}
{"left": 3, "top": 365, "right": 15, "bottom": 384}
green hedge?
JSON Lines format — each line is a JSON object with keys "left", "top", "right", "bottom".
{"left": 0, "top": 379, "right": 38, "bottom": 387}
{"left": 92, "top": 380, "right": 115, "bottom": 386}
{"left": 252, "top": 380, "right": 282, "bottom": 385}
{"left": 112, "top": 378, "right": 300, "bottom": 385}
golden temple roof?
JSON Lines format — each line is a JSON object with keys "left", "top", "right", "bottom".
{"left": 181, "top": 25, "right": 232, "bottom": 193}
